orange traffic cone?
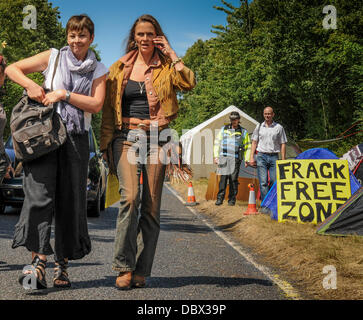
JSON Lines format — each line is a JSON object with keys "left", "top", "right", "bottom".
{"left": 185, "top": 182, "right": 198, "bottom": 206}
{"left": 244, "top": 183, "right": 259, "bottom": 215}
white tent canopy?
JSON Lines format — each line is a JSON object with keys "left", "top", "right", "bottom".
{"left": 180, "top": 106, "right": 259, "bottom": 179}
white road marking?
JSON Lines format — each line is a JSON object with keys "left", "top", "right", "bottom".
{"left": 165, "top": 183, "right": 302, "bottom": 300}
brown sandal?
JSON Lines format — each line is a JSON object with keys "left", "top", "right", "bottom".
{"left": 115, "top": 271, "right": 132, "bottom": 290}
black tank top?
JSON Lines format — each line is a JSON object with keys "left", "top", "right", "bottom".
{"left": 122, "top": 79, "right": 150, "bottom": 120}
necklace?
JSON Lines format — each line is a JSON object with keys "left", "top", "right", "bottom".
{"left": 137, "top": 81, "right": 145, "bottom": 94}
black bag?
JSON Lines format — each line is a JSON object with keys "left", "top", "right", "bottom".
{"left": 10, "top": 51, "right": 67, "bottom": 162}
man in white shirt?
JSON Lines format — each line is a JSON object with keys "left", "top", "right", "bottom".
{"left": 249, "top": 106, "right": 287, "bottom": 202}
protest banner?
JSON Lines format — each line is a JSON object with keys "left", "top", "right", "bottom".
{"left": 276, "top": 160, "right": 351, "bottom": 224}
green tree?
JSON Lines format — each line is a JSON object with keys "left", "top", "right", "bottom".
{"left": 0, "top": 0, "right": 104, "bottom": 143}
{"left": 0, "top": 0, "right": 66, "bottom": 139}
{"left": 174, "top": 0, "right": 362, "bottom": 154}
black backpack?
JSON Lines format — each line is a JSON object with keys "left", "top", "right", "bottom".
{"left": 10, "top": 51, "right": 67, "bottom": 162}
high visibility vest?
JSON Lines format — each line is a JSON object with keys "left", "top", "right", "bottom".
{"left": 214, "top": 125, "right": 251, "bottom": 160}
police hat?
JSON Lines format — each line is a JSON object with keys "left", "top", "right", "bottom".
{"left": 229, "top": 111, "right": 241, "bottom": 121}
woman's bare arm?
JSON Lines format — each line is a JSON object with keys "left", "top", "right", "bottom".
{"left": 42, "top": 74, "right": 107, "bottom": 113}
{"left": 5, "top": 50, "right": 51, "bottom": 102}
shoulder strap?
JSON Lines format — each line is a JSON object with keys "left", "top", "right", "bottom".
{"left": 253, "top": 122, "right": 262, "bottom": 150}
{"left": 50, "top": 50, "right": 60, "bottom": 92}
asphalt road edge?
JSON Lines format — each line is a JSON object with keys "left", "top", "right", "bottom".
{"left": 164, "top": 182, "right": 302, "bottom": 301}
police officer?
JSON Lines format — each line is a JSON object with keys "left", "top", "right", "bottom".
{"left": 214, "top": 111, "right": 251, "bottom": 206}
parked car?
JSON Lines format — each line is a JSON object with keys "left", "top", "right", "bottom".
{"left": 0, "top": 127, "right": 108, "bottom": 217}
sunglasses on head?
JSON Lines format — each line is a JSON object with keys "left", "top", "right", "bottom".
{"left": 230, "top": 116, "right": 240, "bottom": 121}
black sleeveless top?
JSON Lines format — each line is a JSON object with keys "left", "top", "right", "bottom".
{"left": 122, "top": 79, "right": 150, "bottom": 119}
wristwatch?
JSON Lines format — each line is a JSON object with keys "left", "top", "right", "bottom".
{"left": 65, "top": 90, "right": 71, "bottom": 102}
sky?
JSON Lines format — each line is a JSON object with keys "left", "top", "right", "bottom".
{"left": 51, "top": 0, "right": 241, "bottom": 68}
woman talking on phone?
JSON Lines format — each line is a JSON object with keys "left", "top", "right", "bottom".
{"left": 100, "top": 14, "right": 195, "bottom": 290}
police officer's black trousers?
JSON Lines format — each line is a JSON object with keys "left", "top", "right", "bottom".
{"left": 216, "top": 159, "right": 241, "bottom": 203}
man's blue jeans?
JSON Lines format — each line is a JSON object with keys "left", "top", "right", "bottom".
{"left": 256, "top": 152, "right": 279, "bottom": 202}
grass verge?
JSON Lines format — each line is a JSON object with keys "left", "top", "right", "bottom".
{"left": 169, "top": 178, "right": 363, "bottom": 300}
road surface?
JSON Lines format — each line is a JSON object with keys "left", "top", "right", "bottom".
{"left": 0, "top": 184, "right": 288, "bottom": 301}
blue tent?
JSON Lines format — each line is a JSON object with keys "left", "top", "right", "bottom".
{"left": 261, "top": 148, "right": 362, "bottom": 220}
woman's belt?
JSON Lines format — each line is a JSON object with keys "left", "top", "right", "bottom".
{"left": 117, "top": 122, "right": 169, "bottom": 131}
{"left": 114, "top": 126, "right": 172, "bottom": 144}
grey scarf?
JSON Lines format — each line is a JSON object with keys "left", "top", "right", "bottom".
{"left": 58, "top": 46, "right": 97, "bottom": 134}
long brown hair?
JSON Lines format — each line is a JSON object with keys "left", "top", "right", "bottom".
{"left": 125, "top": 14, "right": 169, "bottom": 60}
{"left": 0, "top": 55, "right": 6, "bottom": 90}
{"left": 0, "top": 55, "right": 6, "bottom": 75}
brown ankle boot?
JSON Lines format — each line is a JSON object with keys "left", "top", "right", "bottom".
{"left": 132, "top": 274, "right": 146, "bottom": 288}
{"left": 115, "top": 272, "right": 132, "bottom": 290}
